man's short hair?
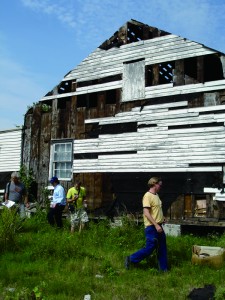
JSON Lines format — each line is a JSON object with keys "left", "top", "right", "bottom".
{"left": 11, "top": 171, "right": 20, "bottom": 178}
{"left": 148, "top": 177, "right": 162, "bottom": 187}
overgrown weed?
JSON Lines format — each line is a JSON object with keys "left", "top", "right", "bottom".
{"left": 0, "top": 207, "right": 23, "bottom": 252}
{"left": 0, "top": 211, "right": 225, "bottom": 299}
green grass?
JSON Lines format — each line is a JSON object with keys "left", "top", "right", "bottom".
{"left": 0, "top": 209, "right": 225, "bottom": 299}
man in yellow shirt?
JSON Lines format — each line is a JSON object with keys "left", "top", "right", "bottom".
{"left": 125, "top": 177, "right": 168, "bottom": 271}
{"left": 66, "top": 180, "right": 88, "bottom": 233}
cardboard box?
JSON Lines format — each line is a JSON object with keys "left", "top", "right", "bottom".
{"left": 192, "top": 245, "right": 225, "bottom": 268}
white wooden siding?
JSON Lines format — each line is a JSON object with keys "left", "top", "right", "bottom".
{"left": 40, "top": 34, "right": 223, "bottom": 102}
{"left": 64, "top": 35, "right": 216, "bottom": 82}
{"left": 0, "top": 128, "right": 22, "bottom": 172}
{"left": 40, "top": 79, "right": 225, "bottom": 102}
{"left": 72, "top": 103, "right": 225, "bottom": 173}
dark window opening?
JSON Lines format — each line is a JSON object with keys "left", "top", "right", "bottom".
{"left": 127, "top": 24, "right": 143, "bottom": 43}
{"left": 74, "top": 150, "right": 137, "bottom": 160}
{"left": 105, "top": 89, "right": 117, "bottom": 104}
{"left": 77, "top": 89, "right": 120, "bottom": 109}
{"left": 159, "top": 62, "right": 174, "bottom": 84}
{"left": 184, "top": 57, "right": 197, "bottom": 81}
{"left": 77, "top": 74, "right": 122, "bottom": 88}
{"left": 146, "top": 61, "right": 174, "bottom": 86}
{"left": 100, "top": 122, "right": 137, "bottom": 135}
{"left": 57, "top": 97, "right": 70, "bottom": 110}
{"left": 78, "top": 79, "right": 98, "bottom": 87}
{"left": 88, "top": 93, "right": 98, "bottom": 108}
{"left": 58, "top": 81, "right": 72, "bottom": 94}
{"left": 77, "top": 95, "right": 86, "bottom": 108}
{"left": 77, "top": 93, "right": 98, "bottom": 108}
{"left": 85, "top": 122, "right": 137, "bottom": 138}
{"left": 204, "top": 54, "right": 224, "bottom": 82}
{"left": 145, "top": 65, "right": 153, "bottom": 86}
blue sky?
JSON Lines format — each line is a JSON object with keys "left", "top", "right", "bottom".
{"left": 0, "top": 0, "right": 225, "bottom": 130}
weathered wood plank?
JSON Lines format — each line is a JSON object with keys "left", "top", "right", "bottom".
{"left": 75, "top": 80, "right": 122, "bottom": 95}
{"left": 72, "top": 163, "right": 222, "bottom": 173}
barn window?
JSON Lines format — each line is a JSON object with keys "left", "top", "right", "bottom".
{"left": 145, "top": 61, "right": 174, "bottom": 86}
{"left": 50, "top": 141, "right": 73, "bottom": 180}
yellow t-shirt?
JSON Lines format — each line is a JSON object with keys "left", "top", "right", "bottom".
{"left": 66, "top": 186, "right": 86, "bottom": 209}
{"left": 142, "top": 192, "right": 164, "bottom": 227}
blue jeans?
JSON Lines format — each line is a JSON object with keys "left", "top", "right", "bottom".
{"left": 47, "top": 204, "right": 65, "bottom": 228}
{"left": 130, "top": 225, "right": 168, "bottom": 271}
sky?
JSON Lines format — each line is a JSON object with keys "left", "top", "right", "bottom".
{"left": 0, "top": 0, "right": 225, "bottom": 130}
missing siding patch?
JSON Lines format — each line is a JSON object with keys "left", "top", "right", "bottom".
{"left": 137, "top": 124, "right": 157, "bottom": 129}
{"left": 199, "top": 110, "right": 225, "bottom": 115}
{"left": 168, "top": 122, "right": 224, "bottom": 130}
{"left": 77, "top": 75, "right": 122, "bottom": 88}
{"left": 74, "top": 151, "right": 137, "bottom": 159}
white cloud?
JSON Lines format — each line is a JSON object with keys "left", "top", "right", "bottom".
{"left": 20, "top": 0, "right": 225, "bottom": 52}
{"left": 21, "top": 0, "right": 77, "bottom": 28}
{"left": 74, "top": 0, "right": 225, "bottom": 52}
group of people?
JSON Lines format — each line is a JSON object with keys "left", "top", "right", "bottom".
{"left": 47, "top": 176, "right": 89, "bottom": 232}
{"left": 4, "top": 173, "right": 168, "bottom": 271}
{"left": 3, "top": 172, "right": 89, "bottom": 233}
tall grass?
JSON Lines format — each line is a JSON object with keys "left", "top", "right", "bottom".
{"left": 0, "top": 211, "right": 225, "bottom": 299}
{"left": 0, "top": 207, "right": 23, "bottom": 252}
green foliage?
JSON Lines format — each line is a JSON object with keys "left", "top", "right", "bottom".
{"left": 0, "top": 215, "right": 225, "bottom": 299}
{"left": 41, "top": 187, "right": 52, "bottom": 207}
{"left": 41, "top": 104, "right": 51, "bottom": 112}
{"left": 19, "top": 165, "right": 36, "bottom": 202}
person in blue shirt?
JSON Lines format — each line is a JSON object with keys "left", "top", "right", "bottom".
{"left": 47, "top": 176, "right": 66, "bottom": 228}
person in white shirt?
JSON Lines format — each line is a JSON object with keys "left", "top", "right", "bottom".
{"left": 47, "top": 176, "right": 66, "bottom": 228}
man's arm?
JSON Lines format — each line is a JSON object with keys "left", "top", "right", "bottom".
{"left": 23, "top": 194, "right": 29, "bottom": 207}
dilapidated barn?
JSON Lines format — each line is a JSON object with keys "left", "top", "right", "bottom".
{"left": 22, "top": 19, "right": 225, "bottom": 226}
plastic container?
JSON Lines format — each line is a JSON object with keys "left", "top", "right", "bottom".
{"left": 192, "top": 245, "right": 225, "bottom": 268}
